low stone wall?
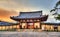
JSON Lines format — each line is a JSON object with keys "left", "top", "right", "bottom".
{"left": 0, "top": 32, "right": 60, "bottom": 37}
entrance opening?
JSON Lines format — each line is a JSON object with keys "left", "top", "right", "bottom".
{"left": 27, "top": 23, "right": 34, "bottom": 29}
{"left": 54, "top": 26, "right": 58, "bottom": 31}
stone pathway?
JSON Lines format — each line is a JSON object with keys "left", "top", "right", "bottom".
{"left": 0, "top": 32, "right": 60, "bottom": 37}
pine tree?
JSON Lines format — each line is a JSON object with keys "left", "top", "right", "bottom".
{"left": 50, "top": 1, "right": 60, "bottom": 20}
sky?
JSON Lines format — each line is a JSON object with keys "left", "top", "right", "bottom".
{"left": 0, "top": 0, "right": 59, "bottom": 22}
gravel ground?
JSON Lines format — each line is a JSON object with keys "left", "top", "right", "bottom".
{"left": 0, "top": 32, "right": 60, "bottom": 37}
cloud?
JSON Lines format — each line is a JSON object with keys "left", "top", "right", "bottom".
{"left": 0, "top": 0, "right": 42, "bottom": 22}
{"left": 0, "top": 8, "right": 18, "bottom": 22}
{"left": 0, "top": 0, "right": 23, "bottom": 12}
{"left": 0, "top": 0, "right": 53, "bottom": 22}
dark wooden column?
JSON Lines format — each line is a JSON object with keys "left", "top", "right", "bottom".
{"left": 40, "top": 20, "right": 41, "bottom": 29}
{"left": 1, "top": 26, "right": 2, "bottom": 30}
{"left": 12, "top": 25, "right": 13, "bottom": 30}
{"left": 20, "top": 23, "right": 22, "bottom": 29}
{"left": 44, "top": 24, "right": 46, "bottom": 31}
{"left": 40, "top": 22, "right": 41, "bottom": 29}
{"left": 9, "top": 26, "right": 10, "bottom": 30}
{"left": 5, "top": 26, "right": 6, "bottom": 30}
{"left": 50, "top": 25, "right": 51, "bottom": 31}
{"left": 16, "top": 25, "right": 17, "bottom": 30}
{"left": 19, "top": 20, "right": 22, "bottom": 29}
{"left": 1, "top": 26, "right": 2, "bottom": 31}
{"left": 19, "top": 23, "right": 20, "bottom": 29}
{"left": 5, "top": 26, "right": 7, "bottom": 31}
{"left": 26, "top": 19, "right": 28, "bottom": 29}
{"left": 17, "top": 20, "right": 20, "bottom": 29}
{"left": 31, "top": 19, "right": 34, "bottom": 29}
{"left": 40, "top": 23, "right": 42, "bottom": 29}
{"left": 33, "top": 22, "right": 34, "bottom": 29}
{"left": 27, "top": 22, "right": 28, "bottom": 29}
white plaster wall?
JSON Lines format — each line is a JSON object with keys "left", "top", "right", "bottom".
{"left": 22, "top": 23, "right": 26, "bottom": 28}
{"left": 34, "top": 22, "right": 40, "bottom": 28}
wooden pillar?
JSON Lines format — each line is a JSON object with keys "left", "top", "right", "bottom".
{"left": 50, "top": 25, "right": 51, "bottom": 31}
{"left": 16, "top": 25, "right": 17, "bottom": 30}
{"left": 1, "top": 26, "right": 2, "bottom": 30}
{"left": 20, "top": 23, "right": 22, "bottom": 29}
{"left": 27, "top": 22, "right": 28, "bottom": 29}
{"left": 19, "top": 21, "right": 20, "bottom": 29}
{"left": 25, "top": 20, "right": 28, "bottom": 29}
{"left": 12, "top": 25, "right": 13, "bottom": 30}
{"left": 45, "top": 24, "right": 46, "bottom": 31}
{"left": 25, "top": 22, "right": 27, "bottom": 29}
{"left": 5, "top": 26, "right": 6, "bottom": 30}
{"left": 57, "top": 26, "right": 58, "bottom": 32}
{"left": 33, "top": 22, "right": 34, "bottom": 29}
{"left": 9, "top": 26, "right": 10, "bottom": 30}
{"left": 19, "top": 20, "right": 22, "bottom": 29}
{"left": 40, "top": 23, "right": 42, "bottom": 29}
{"left": 5, "top": 26, "right": 6, "bottom": 31}
{"left": 38, "top": 19, "right": 41, "bottom": 29}
{"left": 33, "top": 19, "right": 34, "bottom": 29}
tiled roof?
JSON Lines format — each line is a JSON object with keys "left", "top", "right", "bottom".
{"left": 19, "top": 11, "right": 42, "bottom": 18}
{"left": 0, "top": 21, "right": 18, "bottom": 26}
{"left": 11, "top": 11, "right": 43, "bottom": 19}
{"left": 41, "top": 22, "right": 60, "bottom": 25}
{"left": 10, "top": 11, "right": 48, "bottom": 21}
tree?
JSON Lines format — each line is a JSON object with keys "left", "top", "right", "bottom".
{"left": 50, "top": 1, "right": 60, "bottom": 20}
{"left": 55, "top": 14, "right": 60, "bottom": 20}
{"left": 55, "top": 1, "right": 60, "bottom": 8}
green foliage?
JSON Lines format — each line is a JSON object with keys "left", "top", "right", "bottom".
{"left": 50, "top": 8, "right": 56, "bottom": 12}
{"left": 55, "top": 1, "right": 60, "bottom": 8}
{"left": 50, "top": 1, "right": 60, "bottom": 12}
{"left": 50, "top": 1, "right": 60, "bottom": 20}
{"left": 55, "top": 14, "right": 60, "bottom": 20}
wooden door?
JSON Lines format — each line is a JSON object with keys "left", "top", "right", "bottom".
{"left": 27, "top": 23, "right": 34, "bottom": 29}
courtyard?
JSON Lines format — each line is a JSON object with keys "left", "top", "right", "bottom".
{"left": 0, "top": 32, "right": 60, "bottom": 37}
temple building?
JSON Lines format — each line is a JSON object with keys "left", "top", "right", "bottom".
{"left": 0, "top": 21, "right": 19, "bottom": 31}
{"left": 10, "top": 11, "right": 48, "bottom": 29}
{"left": 41, "top": 22, "right": 60, "bottom": 31}
{"left": 0, "top": 11, "right": 60, "bottom": 31}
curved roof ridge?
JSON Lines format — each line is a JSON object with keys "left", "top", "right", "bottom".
{"left": 19, "top": 11, "right": 42, "bottom": 16}
{"left": 20, "top": 11, "right": 42, "bottom": 13}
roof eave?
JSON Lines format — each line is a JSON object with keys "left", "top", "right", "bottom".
{"left": 10, "top": 15, "right": 48, "bottom": 21}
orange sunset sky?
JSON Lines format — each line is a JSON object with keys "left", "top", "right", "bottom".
{"left": 0, "top": 0, "right": 58, "bottom": 22}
